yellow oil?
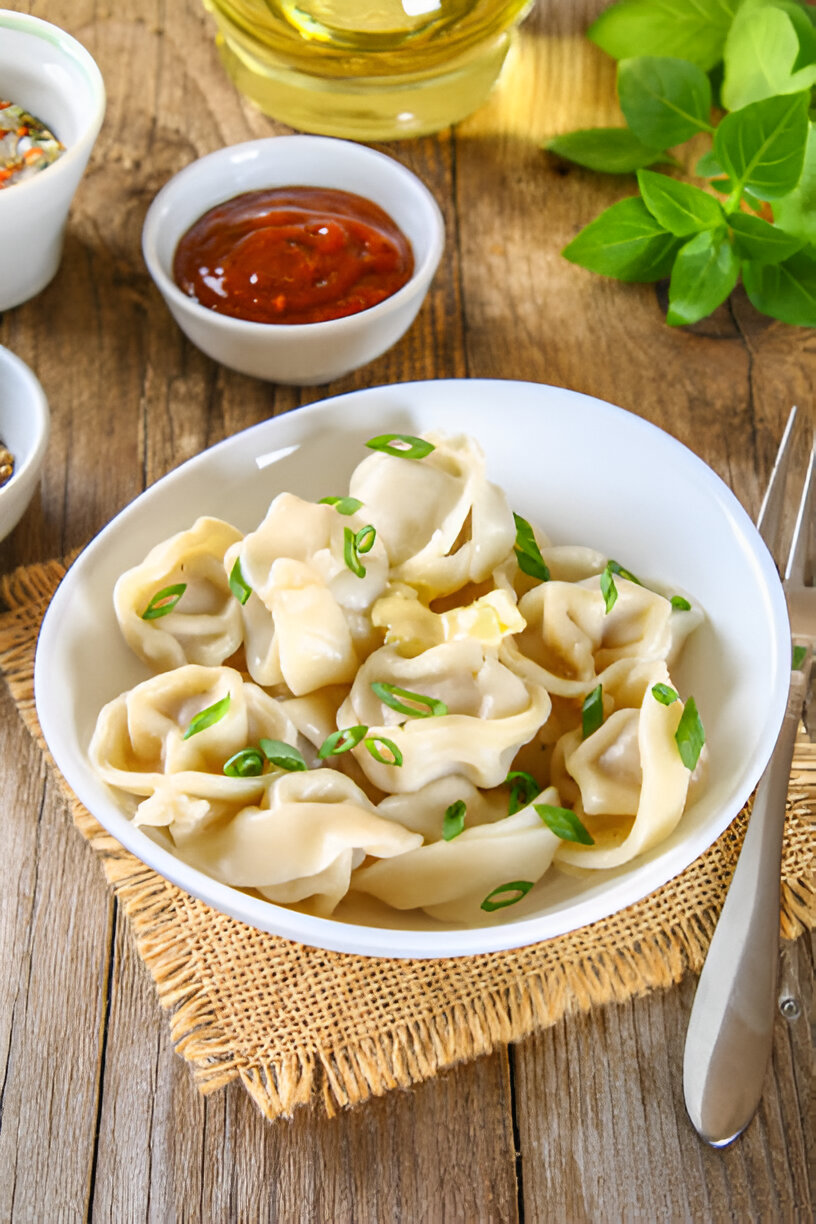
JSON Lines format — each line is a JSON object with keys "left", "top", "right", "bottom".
{"left": 202, "top": 0, "right": 534, "bottom": 139}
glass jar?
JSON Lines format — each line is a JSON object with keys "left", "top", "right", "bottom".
{"left": 202, "top": 0, "right": 535, "bottom": 141}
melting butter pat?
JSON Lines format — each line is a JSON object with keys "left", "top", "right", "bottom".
{"left": 373, "top": 586, "right": 525, "bottom": 655}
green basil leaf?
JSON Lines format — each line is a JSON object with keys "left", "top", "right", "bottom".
{"left": 695, "top": 150, "right": 724, "bottom": 179}
{"left": 480, "top": 881, "right": 535, "bottom": 912}
{"left": 772, "top": 122, "right": 816, "bottom": 243}
{"left": 742, "top": 247, "right": 816, "bottom": 325}
{"left": 562, "top": 196, "right": 680, "bottom": 282}
{"left": 637, "top": 169, "right": 724, "bottom": 235}
{"left": 588, "top": 0, "right": 739, "bottom": 71}
{"left": 675, "top": 696, "right": 705, "bottom": 769}
{"left": 581, "top": 684, "right": 604, "bottom": 739}
{"left": 534, "top": 803, "right": 595, "bottom": 845}
{"left": 727, "top": 211, "right": 804, "bottom": 262}
{"left": 619, "top": 56, "right": 713, "bottom": 148}
{"left": 722, "top": 6, "right": 816, "bottom": 111}
{"left": 545, "top": 127, "right": 666, "bottom": 174}
{"left": 442, "top": 800, "right": 467, "bottom": 841}
{"left": 505, "top": 770, "right": 541, "bottom": 815}
{"left": 714, "top": 90, "right": 810, "bottom": 201}
{"left": 666, "top": 229, "right": 740, "bottom": 326}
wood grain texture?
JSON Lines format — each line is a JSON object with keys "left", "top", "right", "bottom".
{"left": 0, "top": 0, "right": 813, "bottom": 1220}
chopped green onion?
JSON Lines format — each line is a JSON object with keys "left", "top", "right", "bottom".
{"left": 259, "top": 738, "right": 307, "bottom": 772}
{"left": 505, "top": 770, "right": 541, "bottom": 815}
{"left": 318, "top": 725, "right": 368, "bottom": 758}
{"left": 228, "top": 558, "right": 252, "bottom": 605}
{"left": 608, "top": 559, "right": 641, "bottom": 585}
{"left": 223, "top": 747, "right": 265, "bottom": 778}
{"left": 183, "top": 693, "right": 231, "bottom": 740}
{"left": 442, "top": 800, "right": 466, "bottom": 841}
{"left": 792, "top": 644, "right": 808, "bottom": 671}
{"left": 364, "top": 735, "right": 403, "bottom": 766}
{"left": 355, "top": 524, "right": 376, "bottom": 555}
{"left": 670, "top": 595, "right": 692, "bottom": 612}
{"left": 480, "top": 880, "right": 534, "bottom": 912}
{"left": 141, "top": 583, "right": 186, "bottom": 620}
{"left": 535, "top": 803, "right": 595, "bottom": 845}
{"left": 600, "top": 562, "right": 618, "bottom": 614}
{"left": 365, "top": 433, "right": 435, "bottom": 460}
{"left": 675, "top": 697, "right": 705, "bottom": 770}
{"left": 370, "top": 681, "right": 448, "bottom": 719}
{"left": 652, "top": 683, "right": 679, "bottom": 706}
{"left": 319, "top": 495, "right": 363, "bottom": 516}
{"left": 343, "top": 526, "right": 366, "bottom": 579}
{"left": 513, "top": 512, "right": 550, "bottom": 582}
{"left": 581, "top": 684, "right": 603, "bottom": 739}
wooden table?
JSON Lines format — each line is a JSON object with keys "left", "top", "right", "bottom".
{"left": 1, "top": 2, "right": 813, "bottom": 1219}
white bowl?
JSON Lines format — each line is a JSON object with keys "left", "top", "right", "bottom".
{"left": 141, "top": 136, "right": 445, "bottom": 385}
{"left": 34, "top": 380, "right": 790, "bottom": 958}
{"left": 0, "top": 345, "right": 50, "bottom": 543}
{"left": 0, "top": 11, "right": 106, "bottom": 312}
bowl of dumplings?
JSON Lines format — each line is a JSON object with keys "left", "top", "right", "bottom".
{"left": 34, "top": 379, "right": 790, "bottom": 958}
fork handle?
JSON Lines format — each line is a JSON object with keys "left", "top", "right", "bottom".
{"left": 682, "top": 674, "right": 804, "bottom": 1147}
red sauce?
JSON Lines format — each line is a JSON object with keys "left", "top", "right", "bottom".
{"left": 172, "top": 186, "right": 414, "bottom": 326}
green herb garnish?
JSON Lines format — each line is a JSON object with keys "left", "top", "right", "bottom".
{"left": 793, "top": 644, "right": 808, "bottom": 671}
{"left": 364, "top": 735, "right": 403, "bottom": 766}
{"left": 141, "top": 583, "right": 186, "bottom": 620}
{"left": 318, "top": 725, "right": 368, "bottom": 758}
{"left": 228, "top": 558, "right": 252, "bottom": 605}
{"left": 535, "top": 803, "right": 595, "bottom": 845}
{"left": 183, "top": 693, "right": 231, "bottom": 740}
{"left": 343, "top": 527, "right": 366, "bottom": 579}
{"left": 513, "top": 512, "right": 550, "bottom": 582}
{"left": 365, "top": 433, "right": 435, "bottom": 460}
{"left": 581, "top": 684, "right": 604, "bottom": 739}
{"left": 355, "top": 524, "right": 376, "bottom": 555}
{"left": 600, "top": 562, "right": 618, "bottom": 614}
{"left": 670, "top": 595, "right": 692, "bottom": 611}
{"left": 370, "top": 682, "right": 448, "bottom": 719}
{"left": 259, "top": 738, "right": 307, "bottom": 772}
{"left": 608, "top": 559, "right": 641, "bottom": 585}
{"left": 505, "top": 770, "right": 541, "bottom": 815}
{"left": 480, "top": 880, "right": 535, "bottom": 912}
{"left": 675, "top": 696, "right": 705, "bottom": 770}
{"left": 223, "top": 747, "right": 265, "bottom": 778}
{"left": 442, "top": 799, "right": 467, "bottom": 841}
{"left": 319, "top": 495, "right": 363, "bottom": 515}
{"left": 652, "top": 683, "right": 679, "bottom": 706}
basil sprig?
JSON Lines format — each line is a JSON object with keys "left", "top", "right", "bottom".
{"left": 141, "top": 583, "right": 186, "bottom": 620}
{"left": 548, "top": 0, "right": 816, "bottom": 328}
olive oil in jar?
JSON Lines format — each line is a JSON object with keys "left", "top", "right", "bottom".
{"left": 202, "top": 0, "right": 534, "bottom": 139}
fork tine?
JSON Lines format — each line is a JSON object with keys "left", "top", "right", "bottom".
{"left": 757, "top": 406, "right": 798, "bottom": 560}
{"left": 785, "top": 438, "right": 816, "bottom": 586}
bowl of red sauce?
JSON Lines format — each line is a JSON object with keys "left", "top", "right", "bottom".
{"left": 142, "top": 136, "right": 444, "bottom": 385}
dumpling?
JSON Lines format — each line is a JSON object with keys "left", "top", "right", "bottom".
{"left": 348, "top": 431, "right": 516, "bottom": 599}
{"left": 113, "top": 517, "right": 244, "bottom": 671}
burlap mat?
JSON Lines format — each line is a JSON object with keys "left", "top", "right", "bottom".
{"left": 1, "top": 557, "right": 814, "bottom": 1121}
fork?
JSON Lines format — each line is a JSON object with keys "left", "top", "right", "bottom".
{"left": 683, "top": 405, "right": 816, "bottom": 1148}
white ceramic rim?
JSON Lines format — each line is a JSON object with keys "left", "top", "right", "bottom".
{"left": 0, "top": 344, "right": 50, "bottom": 491}
{"left": 141, "top": 135, "right": 446, "bottom": 336}
{"left": 0, "top": 9, "right": 106, "bottom": 195}
{"left": 34, "top": 379, "right": 791, "bottom": 959}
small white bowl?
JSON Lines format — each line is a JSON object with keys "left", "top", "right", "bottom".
{"left": 0, "top": 11, "right": 106, "bottom": 312}
{"left": 142, "top": 136, "right": 445, "bottom": 385}
{"left": 0, "top": 346, "right": 50, "bottom": 544}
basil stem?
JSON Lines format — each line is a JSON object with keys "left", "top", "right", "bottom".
{"left": 675, "top": 696, "right": 705, "bottom": 770}
{"left": 513, "top": 512, "right": 550, "bottom": 582}
{"left": 318, "top": 725, "right": 368, "bottom": 758}
{"left": 505, "top": 770, "right": 541, "bottom": 815}
{"left": 442, "top": 799, "right": 466, "bottom": 841}
{"left": 228, "top": 558, "right": 252, "bottom": 605}
{"left": 223, "top": 747, "right": 265, "bottom": 778}
{"left": 652, "top": 682, "right": 679, "bottom": 706}
{"left": 141, "top": 582, "right": 186, "bottom": 620}
{"left": 370, "top": 681, "right": 448, "bottom": 718}
{"left": 581, "top": 684, "right": 604, "bottom": 739}
{"left": 365, "top": 433, "right": 435, "bottom": 460}
{"left": 319, "top": 495, "right": 363, "bottom": 516}
{"left": 364, "top": 735, "right": 403, "bottom": 766}
{"left": 535, "top": 803, "right": 595, "bottom": 845}
{"left": 480, "top": 880, "right": 534, "bottom": 912}
{"left": 259, "top": 738, "right": 307, "bottom": 772}
{"left": 183, "top": 693, "right": 231, "bottom": 740}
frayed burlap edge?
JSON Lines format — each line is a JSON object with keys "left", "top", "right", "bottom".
{"left": 2, "top": 557, "right": 814, "bottom": 1121}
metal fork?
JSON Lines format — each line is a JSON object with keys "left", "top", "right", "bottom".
{"left": 683, "top": 406, "right": 816, "bottom": 1148}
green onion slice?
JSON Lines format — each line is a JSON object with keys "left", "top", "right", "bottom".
{"left": 259, "top": 738, "right": 307, "bottom": 772}
{"left": 792, "top": 644, "right": 808, "bottom": 671}
{"left": 652, "top": 683, "right": 679, "bottom": 706}
{"left": 319, "top": 495, "right": 363, "bottom": 516}
{"left": 370, "top": 681, "right": 448, "bottom": 719}
{"left": 505, "top": 770, "right": 541, "bottom": 815}
{"left": 442, "top": 799, "right": 466, "bottom": 841}
{"left": 355, "top": 524, "right": 376, "bottom": 555}
{"left": 365, "top": 433, "right": 435, "bottom": 460}
{"left": 183, "top": 693, "right": 231, "bottom": 740}
{"left": 608, "top": 559, "right": 641, "bottom": 585}
{"left": 223, "top": 747, "right": 265, "bottom": 778}
{"left": 318, "top": 725, "right": 368, "bottom": 758}
{"left": 364, "top": 735, "right": 403, "bottom": 766}
{"left": 535, "top": 803, "right": 595, "bottom": 845}
{"left": 141, "top": 583, "right": 186, "bottom": 620}
{"left": 480, "top": 880, "right": 534, "bottom": 912}
{"left": 600, "top": 563, "right": 618, "bottom": 614}
{"left": 581, "top": 684, "right": 604, "bottom": 739}
{"left": 513, "top": 513, "right": 550, "bottom": 582}
{"left": 670, "top": 595, "right": 692, "bottom": 611}
{"left": 343, "top": 526, "right": 366, "bottom": 579}
{"left": 228, "top": 558, "right": 252, "bottom": 605}
{"left": 675, "top": 697, "right": 705, "bottom": 770}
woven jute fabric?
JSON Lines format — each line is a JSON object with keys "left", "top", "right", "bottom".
{"left": 2, "top": 557, "right": 814, "bottom": 1121}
